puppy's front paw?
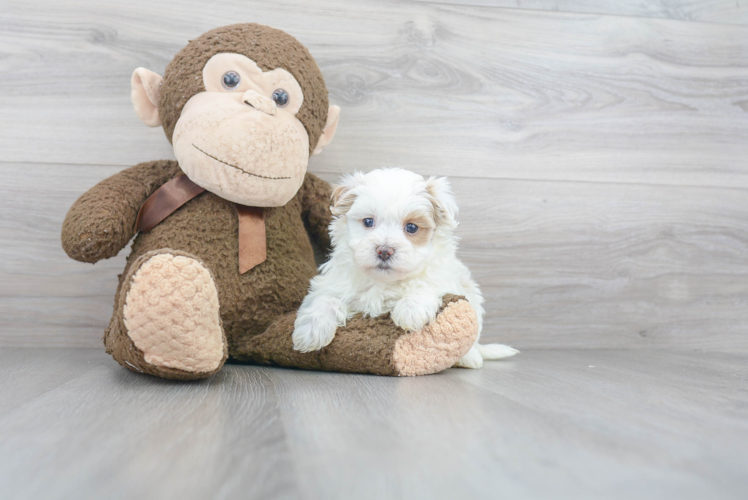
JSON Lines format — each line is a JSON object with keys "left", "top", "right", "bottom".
{"left": 292, "top": 313, "right": 339, "bottom": 353}
{"left": 391, "top": 296, "right": 439, "bottom": 332}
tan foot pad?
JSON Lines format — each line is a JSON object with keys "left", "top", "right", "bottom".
{"left": 123, "top": 253, "right": 225, "bottom": 374}
{"left": 392, "top": 298, "right": 479, "bottom": 376}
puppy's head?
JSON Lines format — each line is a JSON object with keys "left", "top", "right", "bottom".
{"left": 330, "top": 168, "right": 458, "bottom": 282}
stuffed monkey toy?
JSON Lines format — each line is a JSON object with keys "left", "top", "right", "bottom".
{"left": 61, "top": 23, "right": 479, "bottom": 380}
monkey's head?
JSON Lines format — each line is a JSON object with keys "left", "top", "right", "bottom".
{"left": 131, "top": 23, "right": 340, "bottom": 207}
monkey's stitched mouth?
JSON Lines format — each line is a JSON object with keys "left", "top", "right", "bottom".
{"left": 192, "top": 144, "right": 291, "bottom": 180}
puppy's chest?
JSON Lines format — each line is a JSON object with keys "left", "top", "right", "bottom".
{"left": 349, "top": 284, "right": 403, "bottom": 318}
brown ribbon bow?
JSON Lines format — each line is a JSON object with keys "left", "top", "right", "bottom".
{"left": 135, "top": 175, "right": 267, "bottom": 274}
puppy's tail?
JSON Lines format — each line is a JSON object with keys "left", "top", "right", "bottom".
{"left": 477, "top": 343, "right": 519, "bottom": 360}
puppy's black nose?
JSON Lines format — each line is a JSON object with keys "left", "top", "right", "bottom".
{"left": 376, "top": 246, "right": 395, "bottom": 261}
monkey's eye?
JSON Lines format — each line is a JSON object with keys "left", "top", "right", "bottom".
{"left": 222, "top": 71, "right": 241, "bottom": 90}
{"left": 271, "top": 88, "right": 289, "bottom": 107}
{"left": 363, "top": 218, "right": 375, "bottom": 228}
{"left": 405, "top": 223, "right": 418, "bottom": 234}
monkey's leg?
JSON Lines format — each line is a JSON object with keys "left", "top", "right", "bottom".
{"left": 231, "top": 295, "right": 478, "bottom": 376}
{"left": 104, "top": 249, "right": 228, "bottom": 380}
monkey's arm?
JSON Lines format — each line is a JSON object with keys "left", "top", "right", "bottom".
{"left": 298, "top": 172, "right": 334, "bottom": 254}
{"left": 61, "top": 160, "right": 182, "bottom": 263}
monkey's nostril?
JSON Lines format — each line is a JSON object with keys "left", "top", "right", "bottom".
{"left": 242, "top": 92, "right": 277, "bottom": 115}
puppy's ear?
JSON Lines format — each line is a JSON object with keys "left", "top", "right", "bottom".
{"left": 331, "top": 172, "right": 365, "bottom": 216}
{"left": 425, "top": 176, "right": 458, "bottom": 228}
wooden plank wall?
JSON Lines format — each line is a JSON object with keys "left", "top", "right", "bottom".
{"left": 414, "top": 0, "right": 748, "bottom": 25}
{"left": 1, "top": 0, "right": 746, "bottom": 350}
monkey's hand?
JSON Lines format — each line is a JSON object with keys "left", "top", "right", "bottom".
{"left": 61, "top": 160, "right": 181, "bottom": 263}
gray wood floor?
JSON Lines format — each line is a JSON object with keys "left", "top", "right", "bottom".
{"left": 1, "top": 348, "right": 746, "bottom": 500}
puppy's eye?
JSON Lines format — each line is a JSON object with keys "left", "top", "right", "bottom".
{"left": 222, "top": 71, "right": 241, "bottom": 90}
{"left": 405, "top": 223, "right": 418, "bottom": 234}
{"left": 272, "top": 88, "right": 289, "bottom": 107}
{"left": 363, "top": 218, "right": 375, "bottom": 228}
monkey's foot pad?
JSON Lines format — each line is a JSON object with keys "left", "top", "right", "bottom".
{"left": 123, "top": 252, "right": 226, "bottom": 375}
{"left": 391, "top": 297, "right": 479, "bottom": 376}
{"left": 232, "top": 294, "right": 479, "bottom": 376}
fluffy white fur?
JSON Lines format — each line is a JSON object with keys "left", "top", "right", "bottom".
{"left": 292, "top": 168, "right": 518, "bottom": 368}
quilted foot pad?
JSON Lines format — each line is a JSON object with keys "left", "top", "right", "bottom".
{"left": 392, "top": 298, "right": 479, "bottom": 376}
{"left": 123, "top": 253, "right": 225, "bottom": 374}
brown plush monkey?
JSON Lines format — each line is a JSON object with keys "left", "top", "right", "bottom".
{"left": 61, "top": 23, "right": 478, "bottom": 380}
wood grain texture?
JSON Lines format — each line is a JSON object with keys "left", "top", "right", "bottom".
{"left": 414, "top": 0, "right": 748, "bottom": 26}
{"left": 1, "top": 348, "right": 746, "bottom": 500}
{"left": 453, "top": 176, "right": 748, "bottom": 351}
{"left": 2, "top": 164, "right": 746, "bottom": 351}
{"left": 1, "top": 0, "right": 747, "bottom": 350}
{"left": 0, "top": 163, "right": 126, "bottom": 347}
{"left": 1, "top": 0, "right": 747, "bottom": 187}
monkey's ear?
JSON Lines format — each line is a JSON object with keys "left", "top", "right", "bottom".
{"left": 425, "top": 176, "right": 459, "bottom": 229}
{"left": 312, "top": 105, "right": 341, "bottom": 156}
{"left": 330, "top": 171, "right": 365, "bottom": 216}
{"left": 131, "top": 68, "right": 163, "bottom": 127}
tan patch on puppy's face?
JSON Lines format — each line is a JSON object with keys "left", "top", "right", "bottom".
{"left": 403, "top": 211, "right": 435, "bottom": 247}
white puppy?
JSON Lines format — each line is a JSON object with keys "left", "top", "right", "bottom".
{"left": 292, "top": 168, "right": 518, "bottom": 368}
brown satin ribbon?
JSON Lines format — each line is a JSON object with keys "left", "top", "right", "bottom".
{"left": 135, "top": 175, "right": 267, "bottom": 274}
{"left": 236, "top": 205, "right": 267, "bottom": 274}
{"left": 135, "top": 175, "right": 206, "bottom": 233}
